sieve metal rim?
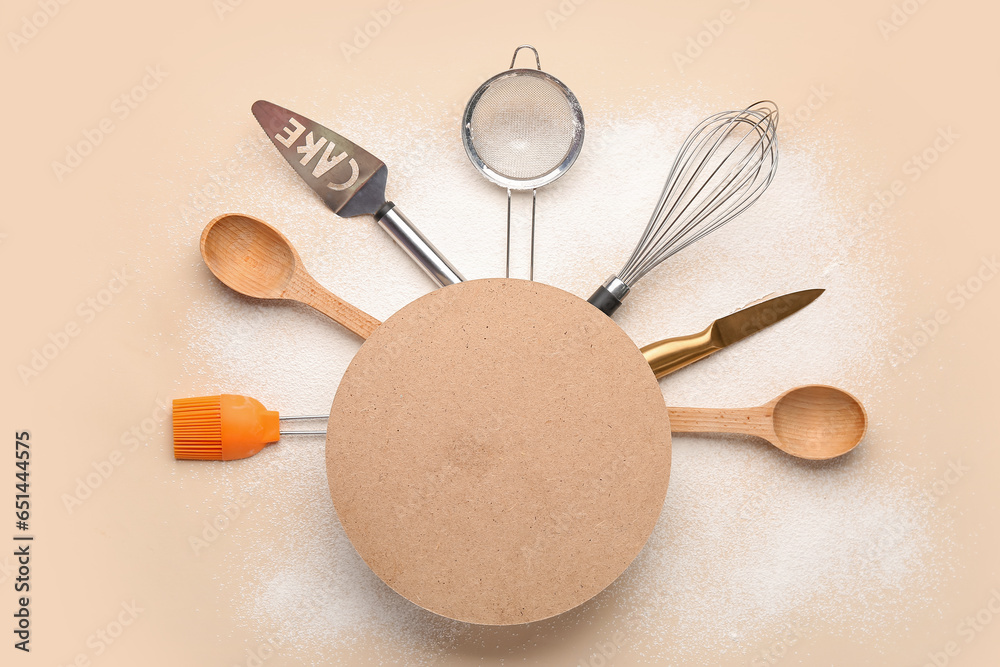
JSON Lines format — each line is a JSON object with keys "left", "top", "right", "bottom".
{"left": 461, "top": 68, "right": 585, "bottom": 191}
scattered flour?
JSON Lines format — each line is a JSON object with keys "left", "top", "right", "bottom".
{"left": 155, "top": 89, "right": 952, "bottom": 664}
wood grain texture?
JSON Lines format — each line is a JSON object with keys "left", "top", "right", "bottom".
{"left": 326, "top": 279, "right": 672, "bottom": 625}
{"left": 666, "top": 405, "right": 774, "bottom": 439}
{"left": 200, "top": 213, "right": 381, "bottom": 339}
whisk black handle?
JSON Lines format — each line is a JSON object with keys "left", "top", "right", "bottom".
{"left": 587, "top": 275, "right": 629, "bottom": 317}
{"left": 588, "top": 286, "right": 622, "bottom": 316}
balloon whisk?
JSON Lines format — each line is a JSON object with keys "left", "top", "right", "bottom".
{"left": 588, "top": 101, "right": 779, "bottom": 316}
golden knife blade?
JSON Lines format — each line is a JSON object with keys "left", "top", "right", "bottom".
{"left": 641, "top": 289, "right": 824, "bottom": 378}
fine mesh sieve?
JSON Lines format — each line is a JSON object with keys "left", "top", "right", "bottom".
{"left": 462, "top": 45, "right": 584, "bottom": 279}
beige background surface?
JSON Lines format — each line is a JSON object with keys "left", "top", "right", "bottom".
{"left": 2, "top": 0, "right": 998, "bottom": 665}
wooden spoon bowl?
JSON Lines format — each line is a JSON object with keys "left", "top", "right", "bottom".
{"left": 201, "top": 213, "right": 298, "bottom": 298}
{"left": 771, "top": 385, "right": 867, "bottom": 459}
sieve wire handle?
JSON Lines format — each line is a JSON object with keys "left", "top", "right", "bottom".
{"left": 373, "top": 202, "right": 465, "bottom": 287}
{"left": 510, "top": 45, "right": 541, "bottom": 70}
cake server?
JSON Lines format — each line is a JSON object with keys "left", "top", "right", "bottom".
{"left": 251, "top": 100, "right": 465, "bottom": 287}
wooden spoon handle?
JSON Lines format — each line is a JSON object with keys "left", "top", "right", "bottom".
{"left": 667, "top": 406, "right": 774, "bottom": 439}
{"left": 289, "top": 278, "right": 381, "bottom": 339}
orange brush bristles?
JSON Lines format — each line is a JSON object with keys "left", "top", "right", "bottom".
{"left": 172, "top": 394, "right": 280, "bottom": 461}
{"left": 173, "top": 396, "right": 223, "bottom": 460}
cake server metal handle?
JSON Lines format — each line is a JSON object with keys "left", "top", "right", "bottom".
{"left": 252, "top": 100, "right": 464, "bottom": 287}
{"left": 373, "top": 202, "right": 463, "bottom": 287}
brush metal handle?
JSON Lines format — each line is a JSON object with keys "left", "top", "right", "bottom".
{"left": 374, "top": 202, "right": 465, "bottom": 287}
{"left": 641, "top": 323, "right": 722, "bottom": 378}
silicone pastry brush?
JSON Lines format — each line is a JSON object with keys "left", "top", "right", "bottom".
{"left": 172, "top": 395, "right": 325, "bottom": 461}
{"left": 252, "top": 100, "right": 465, "bottom": 287}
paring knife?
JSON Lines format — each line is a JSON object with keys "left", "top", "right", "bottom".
{"left": 251, "top": 100, "right": 465, "bottom": 287}
{"left": 641, "top": 289, "right": 824, "bottom": 378}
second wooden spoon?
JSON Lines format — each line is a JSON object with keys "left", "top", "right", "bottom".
{"left": 667, "top": 385, "right": 868, "bottom": 460}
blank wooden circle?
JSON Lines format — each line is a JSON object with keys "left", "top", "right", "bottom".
{"left": 326, "top": 279, "right": 671, "bottom": 625}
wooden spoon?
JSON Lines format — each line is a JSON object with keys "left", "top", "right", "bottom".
{"left": 667, "top": 385, "right": 867, "bottom": 460}
{"left": 200, "top": 213, "right": 381, "bottom": 339}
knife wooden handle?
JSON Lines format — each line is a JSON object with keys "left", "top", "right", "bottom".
{"left": 641, "top": 323, "right": 721, "bottom": 378}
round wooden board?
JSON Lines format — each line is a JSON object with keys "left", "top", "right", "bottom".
{"left": 326, "top": 279, "right": 672, "bottom": 625}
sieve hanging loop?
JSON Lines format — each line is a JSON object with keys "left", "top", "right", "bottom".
{"left": 509, "top": 44, "right": 542, "bottom": 70}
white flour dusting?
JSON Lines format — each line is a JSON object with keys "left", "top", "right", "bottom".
{"left": 157, "top": 90, "right": 952, "bottom": 664}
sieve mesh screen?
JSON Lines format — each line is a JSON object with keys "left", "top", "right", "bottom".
{"left": 468, "top": 75, "right": 577, "bottom": 181}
